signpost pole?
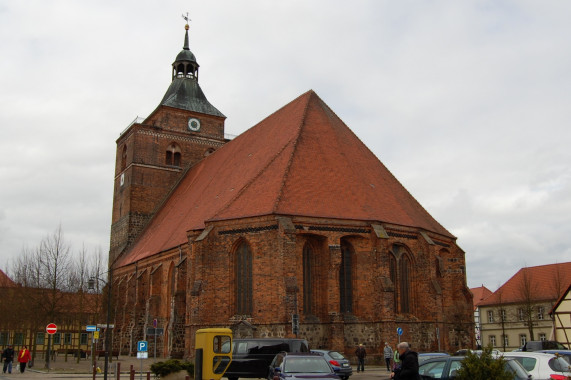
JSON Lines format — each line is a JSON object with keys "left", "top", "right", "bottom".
{"left": 45, "top": 323, "right": 57, "bottom": 370}
{"left": 153, "top": 319, "right": 157, "bottom": 362}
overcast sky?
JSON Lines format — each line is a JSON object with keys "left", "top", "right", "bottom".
{"left": 1, "top": 1, "right": 570, "bottom": 291}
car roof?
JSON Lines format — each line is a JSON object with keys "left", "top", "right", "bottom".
{"left": 282, "top": 352, "right": 322, "bottom": 357}
{"left": 503, "top": 352, "right": 559, "bottom": 358}
{"left": 420, "top": 356, "right": 463, "bottom": 363}
{"left": 538, "top": 350, "right": 571, "bottom": 354}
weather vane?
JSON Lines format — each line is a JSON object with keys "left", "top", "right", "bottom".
{"left": 182, "top": 12, "right": 191, "bottom": 25}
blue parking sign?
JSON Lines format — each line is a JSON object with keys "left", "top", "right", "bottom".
{"left": 138, "top": 340, "right": 148, "bottom": 352}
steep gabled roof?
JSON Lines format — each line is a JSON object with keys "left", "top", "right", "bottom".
{"left": 479, "top": 262, "right": 571, "bottom": 306}
{"left": 470, "top": 286, "right": 493, "bottom": 309}
{"left": 0, "top": 269, "right": 17, "bottom": 287}
{"left": 118, "top": 90, "right": 454, "bottom": 267}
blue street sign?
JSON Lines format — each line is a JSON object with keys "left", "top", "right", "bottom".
{"left": 86, "top": 325, "right": 96, "bottom": 332}
{"left": 138, "top": 340, "right": 148, "bottom": 352}
{"left": 397, "top": 327, "right": 403, "bottom": 336}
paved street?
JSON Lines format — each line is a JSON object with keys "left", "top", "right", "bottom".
{"left": 0, "top": 359, "right": 393, "bottom": 380}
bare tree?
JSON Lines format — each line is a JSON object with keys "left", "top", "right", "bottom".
{"left": 494, "top": 289, "right": 510, "bottom": 352}
{"left": 518, "top": 268, "right": 538, "bottom": 341}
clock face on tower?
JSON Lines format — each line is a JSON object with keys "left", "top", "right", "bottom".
{"left": 188, "top": 118, "right": 201, "bottom": 132}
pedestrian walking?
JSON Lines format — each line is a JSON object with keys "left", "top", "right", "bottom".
{"left": 355, "top": 343, "right": 367, "bottom": 372}
{"left": 2, "top": 344, "right": 14, "bottom": 374}
{"left": 383, "top": 342, "right": 393, "bottom": 371}
{"left": 390, "top": 342, "right": 420, "bottom": 380}
{"left": 17, "top": 345, "right": 31, "bottom": 373}
{"left": 393, "top": 346, "right": 401, "bottom": 370}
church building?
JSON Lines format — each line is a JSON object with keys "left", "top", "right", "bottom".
{"left": 109, "top": 23, "right": 474, "bottom": 361}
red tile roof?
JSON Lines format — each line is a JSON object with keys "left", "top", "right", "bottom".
{"left": 0, "top": 269, "right": 17, "bottom": 287}
{"left": 479, "top": 262, "right": 571, "bottom": 306}
{"left": 470, "top": 286, "right": 493, "bottom": 309}
{"left": 118, "top": 90, "right": 454, "bottom": 267}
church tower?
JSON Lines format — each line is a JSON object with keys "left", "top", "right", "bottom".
{"left": 109, "top": 22, "right": 226, "bottom": 265}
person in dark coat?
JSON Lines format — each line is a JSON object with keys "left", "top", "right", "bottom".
{"left": 355, "top": 343, "right": 367, "bottom": 372}
{"left": 2, "top": 345, "right": 15, "bottom": 374}
{"left": 390, "top": 342, "right": 420, "bottom": 380}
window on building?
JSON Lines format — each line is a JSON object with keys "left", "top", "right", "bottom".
{"left": 537, "top": 306, "right": 544, "bottom": 320}
{"left": 539, "top": 333, "right": 546, "bottom": 342}
{"left": 302, "top": 242, "right": 314, "bottom": 315}
{"left": 0, "top": 332, "right": 8, "bottom": 345}
{"left": 13, "top": 333, "right": 23, "bottom": 345}
{"left": 53, "top": 332, "right": 61, "bottom": 345}
{"left": 165, "top": 143, "right": 181, "bottom": 166}
{"left": 490, "top": 335, "right": 496, "bottom": 347}
{"left": 520, "top": 334, "right": 527, "bottom": 347}
{"left": 518, "top": 308, "right": 525, "bottom": 321}
{"left": 503, "top": 334, "right": 509, "bottom": 347}
{"left": 235, "top": 241, "right": 252, "bottom": 315}
{"left": 36, "top": 333, "right": 45, "bottom": 345}
{"left": 389, "top": 244, "right": 413, "bottom": 314}
{"left": 64, "top": 333, "right": 72, "bottom": 345}
{"left": 121, "top": 145, "right": 127, "bottom": 171}
{"left": 80, "top": 333, "right": 88, "bottom": 345}
{"left": 339, "top": 240, "right": 354, "bottom": 313}
{"left": 400, "top": 255, "right": 411, "bottom": 313}
{"left": 500, "top": 309, "right": 507, "bottom": 322}
{"left": 488, "top": 310, "right": 494, "bottom": 323}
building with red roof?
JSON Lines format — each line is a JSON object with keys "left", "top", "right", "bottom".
{"left": 108, "top": 23, "right": 473, "bottom": 360}
{"left": 470, "top": 285, "right": 493, "bottom": 348}
{"left": 478, "top": 262, "right": 571, "bottom": 351}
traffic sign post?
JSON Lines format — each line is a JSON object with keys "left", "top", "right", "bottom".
{"left": 45, "top": 323, "right": 57, "bottom": 370}
{"left": 46, "top": 323, "right": 57, "bottom": 335}
{"left": 137, "top": 341, "right": 148, "bottom": 380}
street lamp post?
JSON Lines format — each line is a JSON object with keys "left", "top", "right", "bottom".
{"left": 88, "top": 267, "right": 113, "bottom": 380}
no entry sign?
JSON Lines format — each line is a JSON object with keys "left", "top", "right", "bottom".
{"left": 46, "top": 323, "right": 57, "bottom": 335}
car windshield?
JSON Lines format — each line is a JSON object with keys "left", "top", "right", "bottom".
{"left": 419, "top": 360, "right": 446, "bottom": 378}
{"left": 505, "top": 359, "right": 531, "bottom": 380}
{"left": 549, "top": 356, "right": 571, "bottom": 372}
{"left": 328, "top": 351, "right": 346, "bottom": 360}
{"left": 284, "top": 357, "right": 332, "bottom": 373}
{"left": 511, "top": 357, "right": 536, "bottom": 372}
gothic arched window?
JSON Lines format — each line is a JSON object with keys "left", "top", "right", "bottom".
{"left": 121, "top": 145, "right": 127, "bottom": 171}
{"left": 339, "top": 240, "right": 354, "bottom": 313}
{"left": 390, "top": 244, "right": 413, "bottom": 314}
{"left": 400, "top": 255, "right": 411, "bottom": 313}
{"left": 235, "top": 241, "right": 253, "bottom": 315}
{"left": 166, "top": 143, "right": 181, "bottom": 166}
{"left": 302, "top": 242, "right": 314, "bottom": 315}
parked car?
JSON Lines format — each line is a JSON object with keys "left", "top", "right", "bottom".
{"left": 522, "top": 340, "right": 567, "bottom": 351}
{"left": 311, "top": 349, "right": 352, "bottom": 380}
{"left": 419, "top": 355, "right": 531, "bottom": 380}
{"left": 503, "top": 351, "right": 571, "bottom": 380}
{"left": 268, "top": 352, "right": 339, "bottom": 380}
{"left": 418, "top": 352, "right": 450, "bottom": 363}
{"left": 537, "top": 350, "right": 571, "bottom": 364}
{"left": 224, "top": 338, "right": 309, "bottom": 380}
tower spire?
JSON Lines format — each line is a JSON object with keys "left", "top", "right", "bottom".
{"left": 182, "top": 13, "right": 191, "bottom": 50}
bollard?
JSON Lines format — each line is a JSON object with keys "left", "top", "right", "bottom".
{"left": 116, "top": 362, "right": 121, "bottom": 380}
{"left": 185, "top": 376, "right": 190, "bottom": 380}
{"left": 129, "top": 365, "right": 135, "bottom": 380}
{"left": 147, "top": 372, "right": 151, "bottom": 380}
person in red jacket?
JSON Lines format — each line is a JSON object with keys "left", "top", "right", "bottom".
{"left": 17, "top": 346, "right": 31, "bottom": 373}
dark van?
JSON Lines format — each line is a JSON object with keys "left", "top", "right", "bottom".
{"left": 224, "top": 338, "right": 309, "bottom": 380}
{"left": 522, "top": 340, "right": 566, "bottom": 351}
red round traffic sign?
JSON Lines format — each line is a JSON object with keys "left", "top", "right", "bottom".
{"left": 46, "top": 323, "right": 57, "bottom": 335}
